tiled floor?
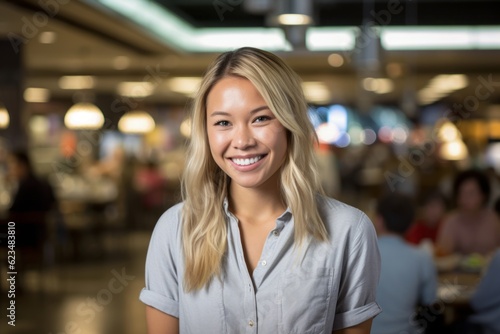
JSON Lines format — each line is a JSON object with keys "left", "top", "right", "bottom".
{"left": 0, "top": 231, "right": 151, "bottom": 334}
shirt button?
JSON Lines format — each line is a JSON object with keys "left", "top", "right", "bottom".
{"left": 262, "top": 260, "right": 267, "bottom": 266}
{"left": 249, "top": 320, "right": 255, "bottom": 327}
{"left": 273, "top": 230, "right": 280, "bottom": 236}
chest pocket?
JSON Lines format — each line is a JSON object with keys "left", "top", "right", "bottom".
{"left": 278, "top": 267, "right": 334, "bottom": 334}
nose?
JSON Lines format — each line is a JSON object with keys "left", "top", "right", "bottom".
{"left": 233, "top": 125, "right": 256, "bottom": 149}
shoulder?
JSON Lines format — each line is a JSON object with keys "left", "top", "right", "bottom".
{"left": 484, "top": 209, "right": 500, "bottom": 224}
{"left": 150, "top": 202, "right": 184, "bottom": 241}
{"left": 317, "top": 195, "right": 370, "bottom": 226}
{"left": 316, "top": 195, "right": 375, "bottom": 241}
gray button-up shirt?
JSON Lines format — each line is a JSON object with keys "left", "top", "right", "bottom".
{"left": 140, "top": 196, "right": 381, "bottom": 333}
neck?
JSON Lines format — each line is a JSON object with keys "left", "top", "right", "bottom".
{"left": 228, "top": 177, "right": 286, "bottom": 224}
{"left": 461, "top": 206, "right": 485, "bottom": 217}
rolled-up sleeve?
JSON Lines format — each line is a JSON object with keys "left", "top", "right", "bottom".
{"left": 333, "top": 213, "right": 382, "bottom": 330}
{"left": 139, "top": 205, "right": 182, "bottom": 318}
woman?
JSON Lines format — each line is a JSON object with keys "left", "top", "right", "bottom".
{"left": 437, "top": 169, "right": 500, "bottom": 256}
{"left": 406, "top": 191, "right": 448, "bottom": 245}
{"left": 139, "top": 47, "right": 381, "bottom": 334}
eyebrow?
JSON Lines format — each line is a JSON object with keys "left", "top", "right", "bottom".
{"left": 210, "top": 105, "right": 270, "bottom": 117}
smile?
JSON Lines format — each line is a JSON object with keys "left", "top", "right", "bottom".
{"left": 231, "top": 155, "right": 264, "bottom": 166}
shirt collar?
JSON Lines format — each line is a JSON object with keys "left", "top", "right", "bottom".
{"left": 223, "top": 197, "right": 292, "bottom": 226}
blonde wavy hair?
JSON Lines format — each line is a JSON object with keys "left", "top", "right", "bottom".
{"left": 182, "top": 47, "right": 328, "bottom": 291}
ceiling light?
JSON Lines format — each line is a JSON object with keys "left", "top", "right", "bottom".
{"left": 118, "top": 110, "right": 155, "bottom": 134}
{"left": 168, "top": 77, "right": 202, "bottom": 96}
{"left": 277, "top": 14, "right": 312, "bottom": 26}
{"left": 381, "top": 26, "right": 500, "bottom": 50}
{"left": 302, "top": 82, "right": 331, "bottom": 104}
{"left": 327, "top": 53, "right": 344, "bottom": 67}
{"left": 418, "top": 74, "right": 468, "bottom": 104}
{"left": 374, "top": 79, "right": 394, "bottom": 94}
{"left": 307, "top": 27, "right": 356, "bottom": 51}
{"left": 64, "top": 102, "right": 104, "bottom": 130}
{"left": 117, "top": 82, "right": 155, "bottom": 97}
{"left": 363, "top": 78, "right": 378, "bottom": 91}
{"left": 24, "top": 88, "right": 50, "bottom": 103}
{"left": 59, "top": 76, "right": 96, "bottom": 90}
{"left": 439, "top": 140, "right": 468, "bottom": 160}
{"left": 438, "top": 121, "right": 462, "bottom": 142}
{"left": 362, "top": 78, "right": 393, "bottom": 94}
{"left": 429, "top": 74, "right": 468, "bottom": 91}
{"left": 0, "top": 104, "right": 10, "bottom": 129}
{"left": 39, "top": 31, "right": 57, "bottom": 44}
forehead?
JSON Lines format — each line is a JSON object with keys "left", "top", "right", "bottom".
{"left": 206, "top": 77, "right": 265, "bottom": 105}
{"left": 459, "top": 178, "right": 481, "bottom": 190}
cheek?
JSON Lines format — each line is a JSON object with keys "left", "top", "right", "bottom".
{"left": 256, "top": 125, "right": 288, "bottom": 152}
{"left": 207, "top": 130, "right": 228, "bottom": 157}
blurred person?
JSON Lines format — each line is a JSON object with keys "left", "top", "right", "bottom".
{"left": 133, "top": 160, "right": 167, "bottom": 229}
{"left": 7, "top": 150, "right": 56, "bottom": 215}
{"left": 1, "top": 150, "right": 58, "bottom": 276}
{"left": 467, "top": 249, "right": 500, "bottom": 334}
{"left": 134, "top": 160, "right": 167, "bottom": 210}
{"left": 372, "top": 193, "right": 438, "bottom": 334}
{"left": 139, "top": 47, "right": 381, "bottom": 334}
{"left": 406, "top": 191, "right": 448, "bottom": 245}
{"left": 436, "top": 170, "right": 500, "bottom": 256}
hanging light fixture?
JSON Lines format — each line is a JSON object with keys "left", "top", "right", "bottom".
{"left": 118, "top": 110, "right": 155, "bottom": 134}
{"left": 271, "top": 0, "right": 313, "bottom": 26}
{"left": 64, "top": 102, "right": 105, "bottom": 130}
{"left": 436, "top": 120, "right": 468, "bottom": 160}
{"left": 267, "top": 0, "right": 313, "bottom": 50}
{"left": 439, "top": 139, "right": 469, "bottom": 161}
{"left": 0, "top": 104, "right": 10, "bottom": 129}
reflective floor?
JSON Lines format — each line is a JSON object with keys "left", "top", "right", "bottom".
{"left": 0, "top": 231, "right": 150, "bottom": 334}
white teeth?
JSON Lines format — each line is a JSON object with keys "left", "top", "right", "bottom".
{"left": 232, "top": 156, "right": 263, "bottom": 166}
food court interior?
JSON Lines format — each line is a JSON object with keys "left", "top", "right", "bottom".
{"left": 1, "top": 0, "right": 500, "bottom": 333}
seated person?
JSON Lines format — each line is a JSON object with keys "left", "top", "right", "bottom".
{"left": 372, "top": 193, "right": 438, "bottom": 334}
{"left": 437, "top": 170, "right": 500, "bottom": 256}
{"left": 468, "top": 249, "right": 500, "bottom": 334}
{"left": 6, "top": 150, "right": 56, "bottom": 248}
{"left": 406, "top": 191, "right": 448, "bottom": 245}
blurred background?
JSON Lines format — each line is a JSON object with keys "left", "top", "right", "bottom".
{"left": 1, "top": 0, "right": 500, "bottom": 333}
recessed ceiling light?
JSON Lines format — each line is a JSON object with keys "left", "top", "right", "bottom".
{"left": 168, "top": 77, "right": 202, "bottom": 96}
{"left": 327, "top": 53, "right": 344, "bottom": 67}
{"left": 59, "top": 76, "right": 95, "bottom": 90}
{"left": 24, "top": 88, "right": 51, "bottom": 103}
{"left": 117, "top": 82, "right": 155, "bottom": 97}
{"left": 39, "top": 31, "right": 57, "bottom": 44}
{"left": 277, "top": 14, "right": 312, "bottom": 26}
{"left": 302, "top": 82, "right": 331, "bottom": 104}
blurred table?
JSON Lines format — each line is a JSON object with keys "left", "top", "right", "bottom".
{"left": 436, "top": 256, "right": 485, "bottom": 324}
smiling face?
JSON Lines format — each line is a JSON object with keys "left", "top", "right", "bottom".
{"left": 206, "top": 76, "right": 288, "bottom": 192}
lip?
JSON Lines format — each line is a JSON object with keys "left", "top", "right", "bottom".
{"left": 228, "top": 154, "right": 267, "bottom": 171}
